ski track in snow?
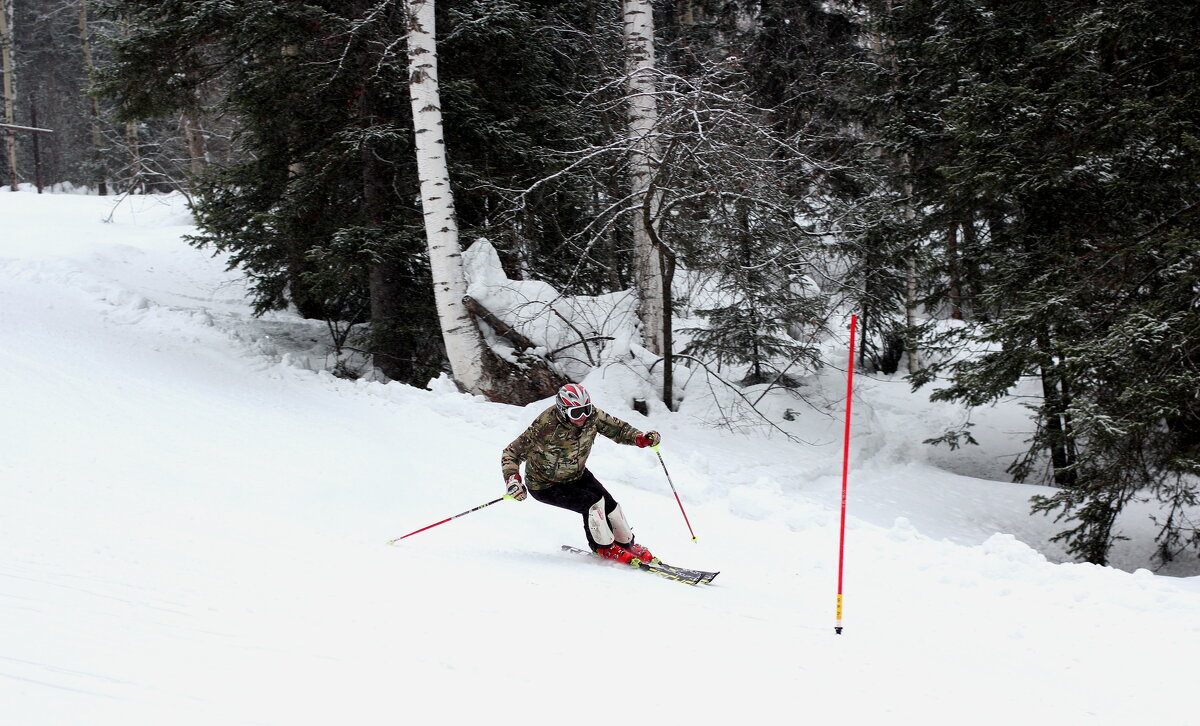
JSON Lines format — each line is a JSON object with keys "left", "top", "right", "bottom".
{"left": 1, "top": 191, "right": 1198, "bottom": 725}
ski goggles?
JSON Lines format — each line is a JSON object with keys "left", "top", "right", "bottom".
{"left": 564, "top": 403, "right": 593, "bottom": 419}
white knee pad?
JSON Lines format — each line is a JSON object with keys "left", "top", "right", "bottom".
{"left": 587, "top": 499, "right": 615, "bottom": 546}
{"left": 607, "top": 504, "right": 633, "bottom": 544}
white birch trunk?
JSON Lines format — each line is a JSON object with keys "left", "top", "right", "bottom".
{"left": 405, "top": 0, "right": 492, "bottom": 395}
{"left": 622, "top": 0, "right": 665, "bottom": 355}
{"left": 1, "top": 0, "right": 18, "bottom": 191}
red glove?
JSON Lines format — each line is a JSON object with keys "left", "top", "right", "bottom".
{"left": 505, "top": 473, "right": 527, "bottom": 501}
{"left": 635, "top": 431, "right": 661, "bottom": 448}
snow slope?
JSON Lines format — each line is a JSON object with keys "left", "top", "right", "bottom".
{"left": 2, "top": 191, "right": 1197, "bottom": 725}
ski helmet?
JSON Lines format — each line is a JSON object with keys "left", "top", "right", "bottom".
{"left": 556, "top": 383, "right": 593, "bottom": 421}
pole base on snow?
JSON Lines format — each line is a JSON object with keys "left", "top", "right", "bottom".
{"left": 835, "top": 626, "right": 843, "bottom": 635}
{"left": 653, "top": 446, "right": 698, "bottom": 541}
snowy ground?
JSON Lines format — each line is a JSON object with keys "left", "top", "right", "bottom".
{"left": 2, "top": 190, "right": 1198, "bottom": 725}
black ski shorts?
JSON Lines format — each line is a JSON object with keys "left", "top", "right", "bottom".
{"left": 529, "top": 469, "right": 618, "bottom": 515}
{"left": 530, "top": 469, "right": 622, "bottom": 549}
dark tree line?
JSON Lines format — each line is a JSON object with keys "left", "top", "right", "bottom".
{"left": 4, "top": 0, "right": 1198, "bottom": 568}
{"left": 846, "top": 0, "right": 1200, "bottom": 565}
{"left": 2, "top": 0, "right": 234, "bottom": 193}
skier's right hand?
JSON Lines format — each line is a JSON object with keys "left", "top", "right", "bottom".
{"left": 635, "top": 430, "right": 661, "bottom": 448}
{"left": 505, "top": 474, "right": 527, "bottom": 501}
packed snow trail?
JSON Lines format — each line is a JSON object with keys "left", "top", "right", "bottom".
{"left": 1, "top": 192, "right": 1197, "bottom": 725}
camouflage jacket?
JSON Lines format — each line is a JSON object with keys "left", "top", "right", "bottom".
{"left": 502, "top": 406, "right": 643, "bottom": 490}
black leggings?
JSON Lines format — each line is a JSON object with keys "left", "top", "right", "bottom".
{"left": 530, "top": 469, "right": 622, "bottom": 549}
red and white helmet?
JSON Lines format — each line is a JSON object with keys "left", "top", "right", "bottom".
{"left": 556, "top": 383, "right": 593, "bottom": 421}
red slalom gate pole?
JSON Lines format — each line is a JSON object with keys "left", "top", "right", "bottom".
{"left": 387, "top": 496, "right": 509, "bottom": 544}
{"left": 835, "top": 314, "right": 857, "bottom": 635}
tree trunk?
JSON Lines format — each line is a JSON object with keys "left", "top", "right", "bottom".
{"left": 355, "top": 0, "right": 417, "bottom": 382}
{"left": 1, "top": 0, "right": 17, "bottom": 191}
{"left": 79, "top": 0, "right": 107, "bottom": 195}
{"left": 125, "top": 119, "right": 143, "bottom": 193}
{"left": 180, "top": 112, "right": 208, "bottom": 177}
{"left": 623, "top": 0, "right": 664, "bottom": 354}
{"left": 29, "top": 94, "right": 42, "bottom": 192}
{"left": 117, "top": 18, "right": 144, "bottom": 193}
{"left": 1036, "top": 330, "right": 1077, "bottom": 488}
{"left": 676, "top": 0, "right": 696, "bottom": 27}
{"left": 960, "top": 215, "right": 980, "bottom": 317}
{"left": 946, "top": 223, "right": 963, "bottom": 320}
{"left": 405, "top": 0, "right": 564, "bottom": 404}
{"left": 406, "top": 0, "right": 491, "bottom": 395}
{"left": 623, "top": 0, "right": 671, "bottom": 408}
{"left": 659, "top": 236, "right": 675, "bottom": 409}
{"left": 368, "top": 260, "right": 420, "bottom": 381}
{"left": 902, "top": 168, "right": 920, "bottom": 374}
{"left": 281, "top": 43, "right": 305, "bottom": 180}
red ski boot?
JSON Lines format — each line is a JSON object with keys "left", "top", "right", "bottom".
{"left": 626, "top": 543, "right": 656, "bottom": 563}
{"left": 594, "top": 543, "right": 635, "bottom": 564}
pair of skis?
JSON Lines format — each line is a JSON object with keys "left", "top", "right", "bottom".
{"left": 386, "top": 490, "right": 718, "bottom": 586}
{"left": 561, "top": 544, "right": 718, "bottom": 586}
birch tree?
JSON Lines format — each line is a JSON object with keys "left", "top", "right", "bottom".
{"left": 405, "top": 0, "right": 492, "bottom": 396}
{"left": 622, "top": 0, "right": 671, "bottom": 406}
{"left": 405, "top": 0, "right": 562, "bottom": 402}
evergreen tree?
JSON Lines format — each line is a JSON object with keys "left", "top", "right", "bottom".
{"left": 828, "top": 0, "right": 958, "bottom": 374}
{"left": 97, "top": 0, "right": 606, "bottom": 389}
{"left": 902, "top": 0, "right": 1200, "bottom": 565}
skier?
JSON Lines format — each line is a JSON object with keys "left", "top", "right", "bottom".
{"left": 502, "top": 383, "right": 661, "bottom": 565}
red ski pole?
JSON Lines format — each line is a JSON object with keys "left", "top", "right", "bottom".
{"left": 653, "top": 445, "right": 697, "bottom": 542}
{"left": 388, "top": 496, "right": 510, "bottom": 544}
{"left": 835, "top": 314, "right": 857, "bottom": 635}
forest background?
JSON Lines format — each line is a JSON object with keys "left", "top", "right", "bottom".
{"left": 2, "top": 0, "right": 1198, "bottom": 569}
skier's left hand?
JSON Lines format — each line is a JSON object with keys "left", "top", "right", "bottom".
{"left": 635, "top": 431, "right": 661, "bottom": 448}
